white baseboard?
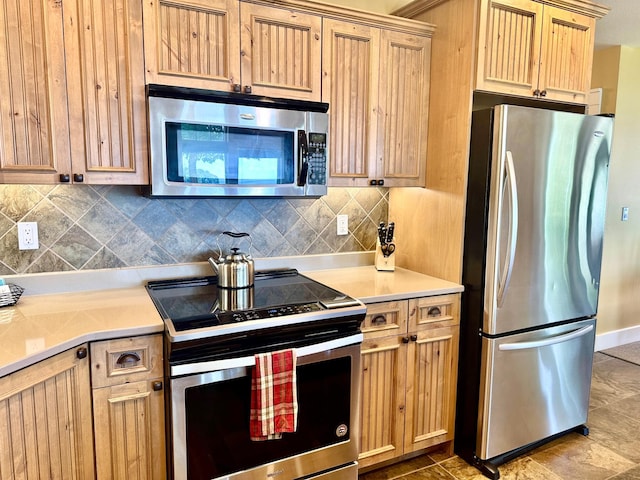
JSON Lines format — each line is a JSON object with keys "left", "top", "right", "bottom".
{"left": 595, "top": 324, "right": 640, "bottom": 351}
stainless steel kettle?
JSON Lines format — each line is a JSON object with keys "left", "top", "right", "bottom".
{"left": 208, "top": 232, "right": 255, "bottom": 288}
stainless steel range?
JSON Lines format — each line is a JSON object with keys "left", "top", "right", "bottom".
{"left": 146, "top": 269, "right": 366, "bottom": 480}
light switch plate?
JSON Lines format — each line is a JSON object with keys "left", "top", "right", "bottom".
{"left": 337, "top": 215, "right": 348, "bottom": 235}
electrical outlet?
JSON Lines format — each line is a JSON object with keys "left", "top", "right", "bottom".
{"left": 337, "top": 215, "right": 348, "bottom": 236}
{"left": 17, "top": 222, "right": 39, "bottom": 250}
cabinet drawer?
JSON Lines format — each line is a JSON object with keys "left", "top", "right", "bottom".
{"left": 409, "top": 294, "right": 460, "bottom": 331}
{"left": 91, "top": 334, "right": 163, "bottom": 388}
{"left": 361, "top": 301, "right": 409, "bottom": 339}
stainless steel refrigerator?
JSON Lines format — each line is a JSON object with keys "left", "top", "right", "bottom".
{"left": 456, "top": 104, "right": 613, "bottom": 479}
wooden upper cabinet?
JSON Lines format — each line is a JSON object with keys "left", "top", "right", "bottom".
{"left": 142, "top": 0, "right": 241, "bottom": 91}
{"left": 0, "top": 0, "right": 73, "bottom": 183}
{"left": 65, "top": 0, "right": 148, "bottom": 184}
{"left": 377, "top": 30, "right": 430, "bottom": 187}
{"left": 325, "top": 21, "right": 431, "bottom": 187}
{"left": 538, "top": 5, "right": 595, "bottom": 103}
{"left": 240, "top": 3, "right": 322, "bottom": 101}
{"left": 476, "top": 0, "right": 544, "bottom": 97}
{"left": 143, "top": 0, "right": 322, "bottom": 101}
{"left": 323, "top": 19, "right": 379, "bottom": 186}
{"left": 476, "top": 0, "right": 601, "bottom": 103}
{"left": 0, "top": 0, "right": 148, "bottom": 185}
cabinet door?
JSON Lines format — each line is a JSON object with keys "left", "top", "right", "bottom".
{"left": 93, "top": 380, "right": 166, "bottom": 480}
{"left": 142, "top": 0, "right": 240, "bottom": 91}
{"left": 65, "top": 0, "right": 148, "bottom": 184}
{"left": 537, "top": 5, "right": 594, "bottom": 103}
{"left": 240, "top": 3, "right": 322, "bottom": 101}
{"left": 0, "top": 345, "right": 95, "bottom": 479}
{"left": 323, "top": 19, "right": 380, "bottom": 187}
{"left": 359, "top": 335, "right": 407, "bottom": 469}
{"left": 0, "top": 0, "right": 73, "bottom": 183}
{"left": 377, "top": 30, "right": 430, "bottom": 187}
{"left": 476, "top": 0, "right": 544, "bottom": 98}
{"left": 404, "top": 325, "right": 459, "bottom": 453}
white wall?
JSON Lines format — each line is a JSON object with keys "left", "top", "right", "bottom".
{"left": 592, "top": 46, "right": 640, "bottom": 347}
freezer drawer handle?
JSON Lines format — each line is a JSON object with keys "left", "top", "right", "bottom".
{"left": 497, "top": 150, "right": 519, "bottom": 307}
{"left": 498, "top": 325, "right": 594, "bottom": 351}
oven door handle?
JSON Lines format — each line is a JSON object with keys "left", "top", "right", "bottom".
{"left": 170, "top": 333, "right": 363, "bottom": 377}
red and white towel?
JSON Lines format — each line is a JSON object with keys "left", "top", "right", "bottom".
{"left": 250, "top": 349, "right": 298, "bottom": 441}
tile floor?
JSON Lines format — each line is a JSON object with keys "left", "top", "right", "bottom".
{"left": 359, "top": 346, "right": 640, "bottom": 480}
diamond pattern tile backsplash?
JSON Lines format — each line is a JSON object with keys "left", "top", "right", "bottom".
{"left": 0, "top": 185, "right": 388, "bottom": 275}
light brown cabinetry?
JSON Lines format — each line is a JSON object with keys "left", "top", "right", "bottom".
{"left": 91, "top": 334, "right": 166, "bottom": 480}
{"left": 143, "top": 0, "right": 322, "bottom": 101}
{"left": 389, "top": 0, "right": 607, "bottom": 285}
{"left": 0, "top": 0, "right": 148, "bottom": 185}
{"left": 476, "top": 0, "right": 600, "bottom": 103}
{"left": 359, "top": 294, "right": 459, "bottom": 468}
{"left": 0, "top": 345, "right": 95, "bottom": 478}
{"left": 324, "top": 20, "right": 431, "bottom": 187}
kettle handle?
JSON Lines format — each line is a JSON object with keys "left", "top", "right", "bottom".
{"left": 217, "top": 231, "right": 253, "bottom": 258}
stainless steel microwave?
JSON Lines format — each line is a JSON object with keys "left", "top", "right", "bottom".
{"left": 146, "top": 85, "right": 329, "bottom": 197}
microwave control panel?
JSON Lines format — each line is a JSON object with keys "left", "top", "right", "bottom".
{"left": 307, "top": 133, "right": 327, "bottom": 185}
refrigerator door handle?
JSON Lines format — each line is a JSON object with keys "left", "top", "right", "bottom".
{"left": 497, "top": 150, "right": 519, "bottom": 307}
{"left": 498, "top": 324, "right": 594, "bottom": 351}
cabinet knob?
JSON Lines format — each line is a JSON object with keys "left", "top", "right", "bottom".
{"left": 369, "top": 179, "right": 378, "bottom": 186}
{"left": 377, "top": 179, "right": 384, "bottom": 186}
{"left": 244, "top": 85, "right": 252, "bottom": 94}
{"left": 116, "top": 352, "right": 141, "bottom": 367}
{"left": 76, "top": 347, "right": 88, "bottom": 359}
{"left": 152, "top": 381, "right": 163, "bottom": 391}
{"left": 59, "top": 174, "right": 71, "bottom": 183}
{"left": 540, "top": 90, "right": 547, "bottom": 97}
{"left": 410, "top": 334, "right": 418, "bottom": 342}
{"left": 73, "top": 173, "right": 84, "bottom": 183}
{"left": 402, "top": 336, "right": 410, "bottom": 344}
{"left": 371, "top": 315, "right": 387, "bottom": 326}
{"left": 232, "top": 83, "right": 241, "bottom": 93}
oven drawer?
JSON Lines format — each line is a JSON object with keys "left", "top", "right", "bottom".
{"left": 91, "top": 334, "right": 163, "bottom": 388}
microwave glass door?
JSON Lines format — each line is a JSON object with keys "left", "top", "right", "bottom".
{"left": 165, "top": 122, "right": 295, "bottom": 185}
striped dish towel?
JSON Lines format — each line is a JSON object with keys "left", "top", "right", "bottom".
{"left": 250, "top": 349, "right": 298, "bottom": 441}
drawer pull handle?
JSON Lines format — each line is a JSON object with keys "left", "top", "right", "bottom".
{"left": 427, "top": 306, "right": 442, "bottom": 317}
{"left": 371, "top": 315, "right": 387, "bottom": 326}
{"left": 152, "top": 381, "right": 163, "bottom": 391}
{"left": 116, "top": 352, "right": 141, "bottom": 367}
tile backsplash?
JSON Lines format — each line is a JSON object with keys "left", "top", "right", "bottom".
{"left": 0, "top": 185, "right": 388, "bottom": 275}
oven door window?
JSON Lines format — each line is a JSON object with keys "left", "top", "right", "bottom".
{"left": 182, "top": 356, "right": 352, "bottom": 480}
{"left": 165, "top": 122, "right": 295, "bottom": 185}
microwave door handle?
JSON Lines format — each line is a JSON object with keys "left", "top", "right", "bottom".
{"left": 297, "top": 130, "right": 309, "bottom": 186}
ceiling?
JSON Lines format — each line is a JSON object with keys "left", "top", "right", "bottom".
{"left": 594, "top": 0, "right": 640, "bottom": 49}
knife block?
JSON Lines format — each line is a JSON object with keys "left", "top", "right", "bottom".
{"left": 375, "top": 238, "right": 395, "bottom": 271}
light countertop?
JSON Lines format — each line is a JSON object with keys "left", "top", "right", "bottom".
{"left": 304, "top": 266, "right": 463, "bottom": 303}
{"left": 0, "top": 287, "right": 163, "bottom": 377}
{"left": 0, "top": 255, "right": 462, "bottom": 378}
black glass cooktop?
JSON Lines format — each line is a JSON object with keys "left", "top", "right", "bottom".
{"left": 146, "top": 269, "right": 361, "bottom": 334}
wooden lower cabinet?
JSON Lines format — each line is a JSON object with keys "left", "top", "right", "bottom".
{"left": 0, "top": 345, "right": 95, "bottom": 479}
{"left": 91, "top": 334, "right": 166, "bottom": 480}
{"left": 359, "top": 295, "right": 460, "bottom": 469}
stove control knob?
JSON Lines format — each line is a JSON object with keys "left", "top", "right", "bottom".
{"left": 335, "top": 424, "right": 348, "bottom": 437}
